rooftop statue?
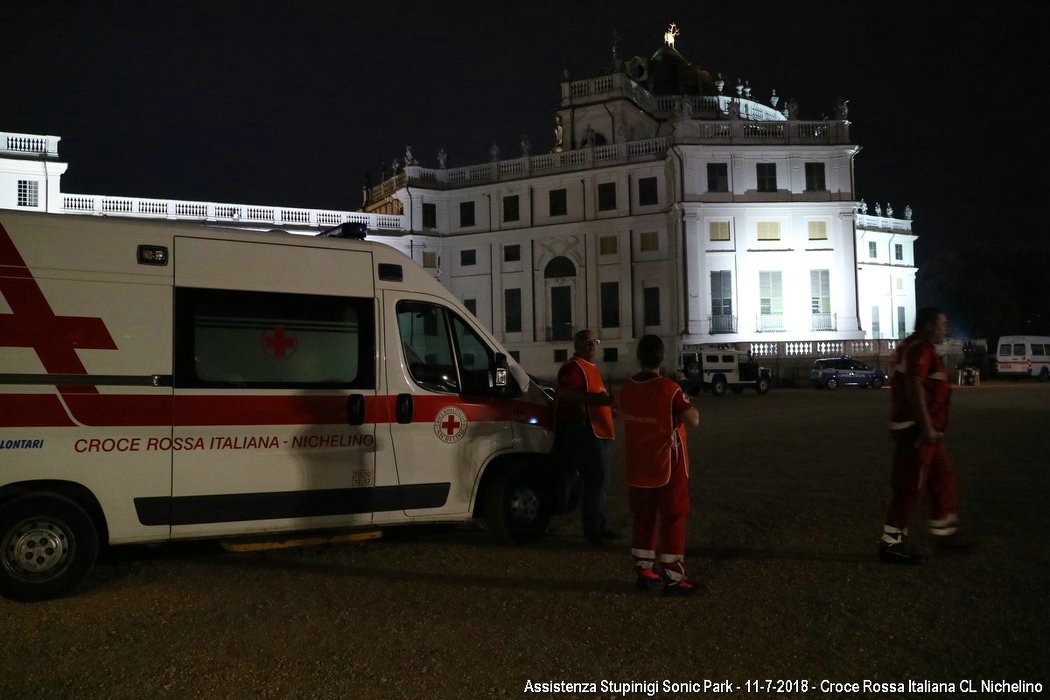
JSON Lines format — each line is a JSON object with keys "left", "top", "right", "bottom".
{"left": 552, "top": 115, "right": 564, "bottom": 153}
{"left": 904, "top": 205, "right": 913, "bottom": 220}
{"left": 437, "top": 148, "right": 448, "bottom": 169}
{"left": 520, "top": 134, "right": 530, "bottom": 157}
{"left": 664, "top": 23, "right": 680, "bottom": 49}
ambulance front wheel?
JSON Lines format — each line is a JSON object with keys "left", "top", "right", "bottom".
{"left": 0, "top": 493, "right": 99, "bottom": 602}
{"left": 485, "top": 464, "right": 553, "bottom": 544}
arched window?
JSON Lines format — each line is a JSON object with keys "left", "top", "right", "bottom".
{"left": 544, "top": 256, "right": 576, "bottom": 279}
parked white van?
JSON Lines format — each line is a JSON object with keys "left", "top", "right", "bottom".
{"left": 0, "top": 211, "right": 563, "bottom": 600}
{"left": 996, "top": 335, "right": 1050, "bottom": 381}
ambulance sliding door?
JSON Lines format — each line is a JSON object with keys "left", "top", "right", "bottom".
{"left": 167, "top": 238, "right": 380, "bottom": 538}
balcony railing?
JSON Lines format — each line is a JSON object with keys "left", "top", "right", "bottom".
{"left": 709, "top": 314, "right": 737, "bottom": 334}
{"left": 756, "top": 313, "right": 785, "bottom": 333}
{"left": 811, "top": 312, "right": 837, "bottom": 332}
{"left": 1, "top": 131, "right": 61, "bottom": 158}
{"left": 61, "top": 194, "right": 405, "bottom": 232}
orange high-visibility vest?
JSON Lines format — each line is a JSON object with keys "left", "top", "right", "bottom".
{"left": 620, "top": 375, "right": 688, "bottom": 487}
{"left": 567, "top": 356, "right": 615, "bottom": 439}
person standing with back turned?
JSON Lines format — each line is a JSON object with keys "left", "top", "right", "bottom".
{"left": 556, "top": 330, "right": 619, "bottom": 546}
{"left": 619, "top": 335, "right": 700, "bottom": 595}
{"left": 880, "top": 307, "right": 972, "bottom": 563}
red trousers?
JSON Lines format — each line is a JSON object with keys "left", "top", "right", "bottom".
{"left": 885, "top": 428, "right": 958, "bottom": 531}
{"left": 629, "top": 462, "right": 690, "bottom": 563}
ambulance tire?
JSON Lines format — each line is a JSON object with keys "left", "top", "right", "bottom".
{"left": 485, "top": 464, "right": 553, "bottom": 544}
{"left": 756, "top": 377, "right": 771, "bottom": 394}
{"left": 0, "top": 493, "right": 99, "bottom": 602}
{"left": 711, "top": 375, "right": 728, "bottom": 396}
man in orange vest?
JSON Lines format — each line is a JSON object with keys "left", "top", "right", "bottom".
{"left": 556, "top": 329, "right": 619, "bottom": 545}
{"left": 619, "top": 334, "right": 700, "bottom": 595}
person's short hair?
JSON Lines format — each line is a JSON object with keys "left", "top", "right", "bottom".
{"left": 914, "top": 307, "right": 943, "bottom": 331}
{"left": 636, "top": 334, "right": 664, "bottom": 369}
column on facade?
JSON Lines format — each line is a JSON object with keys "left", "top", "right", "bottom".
{"left": 680, "top": 207, "right": 705, "bottom": 340}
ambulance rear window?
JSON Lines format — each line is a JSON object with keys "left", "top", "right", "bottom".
{"left": 174, "top": 288, "right": 375, "bottom": 389}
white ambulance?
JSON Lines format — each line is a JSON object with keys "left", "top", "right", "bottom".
{"left": 996, "top": 335, "right": 1050, "bottom": 381}
{"left": 0, "top": 211, "right": 563, "bottom": 601}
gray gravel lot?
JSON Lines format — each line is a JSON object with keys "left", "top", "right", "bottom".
{"left": 2, "top": 383, "right": 1048, "bottom": 699}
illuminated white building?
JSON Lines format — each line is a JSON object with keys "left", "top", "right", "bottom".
{"left": 362, "top": 30, "right": 918, "bottom": 372}
{"left": 0, "top": 29, "right": 917, "bottom": 378}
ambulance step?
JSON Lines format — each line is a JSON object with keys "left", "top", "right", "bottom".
{"left": 220, "top": 530, "right": 382, "bottom": 552}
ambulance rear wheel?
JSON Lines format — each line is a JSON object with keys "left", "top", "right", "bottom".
{"left": 711, "top": 375, "right": 728, "bottom": 397}
{"left": 756, "top": 377, "right": 771, "bottom": 394}
{"left": 0, "top": 494, "right": 99, "bottom": 602}
{"left": 485, "top": 464, "right": 553, "bottom": 544}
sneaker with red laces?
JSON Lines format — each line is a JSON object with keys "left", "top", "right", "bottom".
{"left": 635, "top": 568, "right": 663, "bottom": 592}
{"left": 662, "top": 578, "right": 699, "bottom": 597}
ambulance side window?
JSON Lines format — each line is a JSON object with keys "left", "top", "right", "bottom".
{"left": 397, "top": 301, "right": 459, "bottom": 394}
{"left": 450, "top": 313, "right": 495, "bottom": 395}
{"left": 174, "top": 288, "right": 376, "bottom": 389}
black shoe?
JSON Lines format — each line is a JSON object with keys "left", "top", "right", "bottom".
{"left": 636, "top": 568, "right": 663, "bottom": 592}
{"left": 935, "top": 532, "right": 975, "bottom": 552}
{"left": 662, "top": 579, "right": 700, "bottom": 597}
{"left": 879, "top": 540, "right": 922, "bottom": 564}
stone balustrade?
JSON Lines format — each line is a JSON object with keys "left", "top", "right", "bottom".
{"left": 856, "top": 213, "right": 913, "bottom": 232}
{"left": 61, "top": 194, "right": 404, "bottom": 231}
{"left": 1, "top": 131, "right": 61, "bottom": 158}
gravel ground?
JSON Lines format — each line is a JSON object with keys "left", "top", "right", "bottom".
{"left": 2, "top": 382, "right": 1048, "bottom": 699}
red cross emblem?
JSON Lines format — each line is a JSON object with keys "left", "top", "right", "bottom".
{"left": 440, "top": 414, "right": 460, "bottom": 435}
{"left": 433, "top": 406, "right": 468, "bottom": 444}
{"left": 0, "top": 223, "right": 117, "bottom": 392}
{"left": 262, "top": 324, "right": 297, "bottom": 360}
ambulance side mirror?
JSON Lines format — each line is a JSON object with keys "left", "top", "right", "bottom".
{"left": 493, "top": 353, "right": 509, "bottom": 391}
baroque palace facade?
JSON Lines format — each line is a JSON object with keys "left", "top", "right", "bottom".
{"left": 1, "top": 29, "right": 917, "bottom": 379}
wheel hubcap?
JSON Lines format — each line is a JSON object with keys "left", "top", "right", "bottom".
{"left": 4, "top": 518, "right": 71, "bottom": 579}
{"left": 509, "top": 487, "right": 539, "bottom": 524}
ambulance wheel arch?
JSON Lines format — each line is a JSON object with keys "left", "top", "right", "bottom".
{"left": 0, "top": 490, "right": 103, "bottom": 601}
{"left": 476, "top": 456, "right": 556, "bottom": 544}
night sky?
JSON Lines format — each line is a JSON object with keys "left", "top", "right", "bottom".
{"left": 4, "top": 1, "right": 1047, "bottom": 330}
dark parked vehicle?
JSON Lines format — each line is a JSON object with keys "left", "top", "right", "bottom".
{"left": 811, "top": 356, "right": 887, "bottom": 390}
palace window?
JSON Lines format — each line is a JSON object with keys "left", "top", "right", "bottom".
{"left": 895, "top": 243, "right": 904, "bottom": 261}
{"left": 638, "top": 176, "right": 658, "bottom": 206}
{"left": 757, "top": 222, "right": 781, "bottom": 241}
{"left": 757, "top": 163, "right": 777, "bottom": 192}
{"left": 503, "top": 244, "right": 520, "bottom": 262}
{"left": 600, "top": 282, "right": 619, "bottom": 328}
{"left": 639, "top": 231, "right": 659, "bottom": 252}
{"left": 868, "top": 241, "right": 877, "bottom": 258}
{"left": 709, "top": 221, "right": 730, "bottom": 242}
{"left": 707, "top": 163, "right": 729, "bottom": 192}
{"left": 804, "top": 162, "right": 826, "bottom": 191}
{"left": 503, "top": 195, "right": 520, "bottom": 222}
{"left": 643, "top": 286, "right": 661, "bottom": 326}
{"left": 599, "top": 235, "right": 618, "bottom": 255}
{"left": 422, "top": 202, "right": 436, "bottom": 228}
{"left": 17, "top": 180, "right": 39, "bottom": 207}
{"left": 549, "top": 188, "right": 567, "bottom": 216}
{"left": 460, "top": 249, "right": 476, "bottom": 266}
{"left": 598, "top": 182, "right": 617, "bottom": 211}
{"left": 504, "top": 288, "right": 522, "bottom": 333}
{"left": 808, "top": 221, "right": 828, "bottom": 240}
{"left": 459, "top": 201, "right": 475, "bottom": 227}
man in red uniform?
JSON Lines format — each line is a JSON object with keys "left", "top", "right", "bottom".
{"left": 556, "top": 329, "right": 619, "bottom": 545}
{"left": 619, "top": 335, "right": 700, "bottom": 595}
{"left": 880, "top": 307, "right": 971, "bottom": 564}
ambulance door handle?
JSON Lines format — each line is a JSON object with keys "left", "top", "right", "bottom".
{"left": 395, "top": 393, "right": 414, "bottom": 424}
{"left": 346, "top": 394, "right": 366, "bottom": 426}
